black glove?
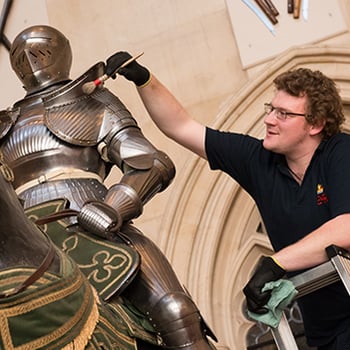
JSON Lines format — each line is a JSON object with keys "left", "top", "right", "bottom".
{"left": 243, "top": 256, "right": 286, "bottom": 314}
{"left": 106, "top": 51, "right": 151, "bottom": 86}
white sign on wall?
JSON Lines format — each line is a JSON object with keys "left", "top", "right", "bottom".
{"left": 226, "top": 0, "right": 347, "bottom": 68}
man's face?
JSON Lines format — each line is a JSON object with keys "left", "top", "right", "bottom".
{"left": 263, "top": 90, "right": 314, "bottom": 158}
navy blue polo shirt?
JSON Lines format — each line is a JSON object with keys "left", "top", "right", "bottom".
{"left": 205, "top": 127, "right": 350, "bottom": 346}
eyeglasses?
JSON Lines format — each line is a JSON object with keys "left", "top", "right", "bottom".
{"left": 264, "top": 103, "right": 309, "bottom": 121}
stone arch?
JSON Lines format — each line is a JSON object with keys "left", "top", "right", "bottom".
{"left": 159, "top": 45, "right": 350, "bottom": 349}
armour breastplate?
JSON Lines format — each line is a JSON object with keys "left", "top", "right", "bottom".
{"left": 0, "top": 95, "right": 107, "bottom": 210}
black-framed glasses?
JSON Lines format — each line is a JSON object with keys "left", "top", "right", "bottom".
{"left": 264, "top": 103, "right": 309, "bottom": 121}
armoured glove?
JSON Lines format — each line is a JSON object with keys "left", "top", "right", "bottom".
{"left": 77, "top": 200, "right": 122, "bottom": 240}
{"left": 106, "top": 51, "right": 151, "bottom": 86}
{"left": 243, "top": 256, "right": 286, "bottom": 314}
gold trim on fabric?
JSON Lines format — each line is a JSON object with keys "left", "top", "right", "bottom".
{"left": 0, "top": 256, "right": 99, "bottom": 350}
{"left": 61, "top": 289, "right": 99, "bottom": 350}
{"left": 25, "top": 200, "right": 140, "bottom": 300}
{"left": 98, "top": 313, "right": 138, "bottom": 347}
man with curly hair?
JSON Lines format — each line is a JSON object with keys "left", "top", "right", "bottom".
{"left": 106, "top": 52, "right": 350, "bottom": 349}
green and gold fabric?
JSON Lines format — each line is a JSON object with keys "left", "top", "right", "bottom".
{"left": 21, "top": 199, "right": 161, "bottom": 348}
{"left": 25, "top": 199, "right": 140, "bottom": 301}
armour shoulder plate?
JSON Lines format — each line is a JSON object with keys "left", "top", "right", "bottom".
{"left": 43, "top": 62, "right": 127, "bottom": 146}
{"left": 0, "top": 107, "right": 20, "bottom": 139}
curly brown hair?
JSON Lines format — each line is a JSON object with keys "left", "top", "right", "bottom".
{"left": 273, "top": 68, "right": 345, "bottom": 138}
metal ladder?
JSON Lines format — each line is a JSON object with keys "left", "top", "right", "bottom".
{"left": 270, "top": 245, "right": 350, "bottom": 349}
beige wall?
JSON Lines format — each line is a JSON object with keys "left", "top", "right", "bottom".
{"left": 1, "top": 1, "right": 350, "bottom": 348}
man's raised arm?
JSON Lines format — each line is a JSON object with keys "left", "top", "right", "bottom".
{"left": 106, "top": 51, "right": 207, "bottom": 159}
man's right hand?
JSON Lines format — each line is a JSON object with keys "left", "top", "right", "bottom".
{"left": 106, "top": 51, "right": 151, "bottom": 86}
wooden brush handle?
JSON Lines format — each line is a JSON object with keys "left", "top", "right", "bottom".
{"left": 265, "top": 0, "right": 279, "bottom": 16}
{"left": 254, "top": 0, "right": 278, "bottom": 24}
{"left": 293, "top": 0, "right": 301, "bottom": 18}
{"left": 112, "top": 52, "right": 144, "bottom": 76}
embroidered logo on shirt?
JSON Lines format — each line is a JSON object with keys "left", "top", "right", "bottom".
{"left": 316, "top": 184, "right": 328, "bottom": 205}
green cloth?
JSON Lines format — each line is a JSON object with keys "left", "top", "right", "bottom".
{"left": 25, "top": 199, "right": 140, "bottom": 301}
{"left": 23, "top": 199, "right": 161, "bottom": 348}
{"left": 247, "top": 279, "right": 298, "bottom": 328}
{"left": 0, "top": 249, "right": 99, "bottom": 349}
{"left": 0, "top": 246, "right": 154, "bottom": 349}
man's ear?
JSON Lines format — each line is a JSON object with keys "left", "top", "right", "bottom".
{"left": 309, "top": 119, "right": 326, "bottom": 136}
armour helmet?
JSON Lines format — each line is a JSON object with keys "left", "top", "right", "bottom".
{"left": 10, "top": 25, "right": 72, "bottom": 94}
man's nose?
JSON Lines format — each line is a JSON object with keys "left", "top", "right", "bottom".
{"left": 264, "top": 110, "right": 276, "bottom": 124}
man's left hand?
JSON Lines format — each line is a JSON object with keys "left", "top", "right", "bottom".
{"left": 243, "top": 256, "right": 286, "bottom": 314}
